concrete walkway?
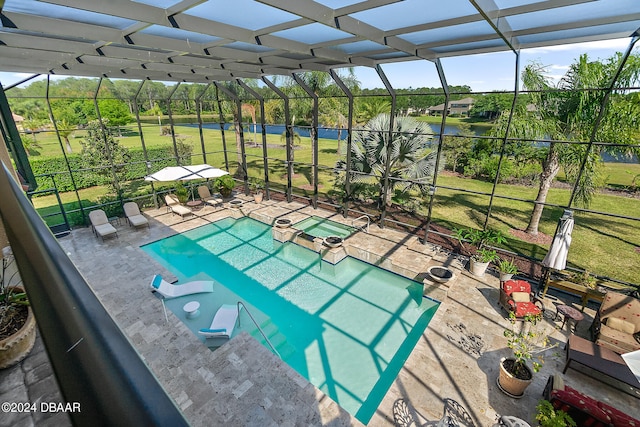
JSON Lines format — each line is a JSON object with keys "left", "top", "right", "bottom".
{"left": 2, "top": 196, "right": 638, "bottom": 426}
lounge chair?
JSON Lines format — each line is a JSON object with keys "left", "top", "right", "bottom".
{"left": 199, "top": 304, "right": 240, "bottom": 344}
{"left": 164, "top": 194, "right": 193, "bottom": 218}
{"left": 197, "top": 185, "right": 222, "bottom": 209}
{"left": 123, "top": 202, "right": 149, "bottom": 228}
{"left": 150, "top": 274, "right": 214, "bottom": 298}
{"left": 88, "top": 209, "right": 118, "bottom": 241}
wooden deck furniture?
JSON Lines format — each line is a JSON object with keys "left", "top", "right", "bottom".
{"left": 541, "top": 278, "right": 605, "bottom": 310}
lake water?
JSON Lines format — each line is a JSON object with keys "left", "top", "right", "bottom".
{"left": 179, "top": 122, "right": 488, "bottom": 140}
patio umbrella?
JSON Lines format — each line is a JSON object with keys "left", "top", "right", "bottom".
{"left": 542, "top": 210, "right": 574, "bottom": 271}
{"left": 144, "top": 164, "right": 228, "bottom": 182}
{"left": 621, "top": 350, "right": 640, "bottom": 384}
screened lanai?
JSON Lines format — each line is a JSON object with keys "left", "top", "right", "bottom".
{"left": 1, "top": 1, "right": 640, "bottom": 425}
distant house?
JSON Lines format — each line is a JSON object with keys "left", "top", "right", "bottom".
{"left": 427, "top": 97, "right": 475, "bottom": 116}
{"left": 12, "top": 113, "right": 24, "bottom": 131}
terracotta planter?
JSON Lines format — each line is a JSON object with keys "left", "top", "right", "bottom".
{"left": 497, "top": 357, "right": 533, "bottom": 398}
{"left": 469, "top": 259, "right": 490, "bottom": 277}
{"left": 0, "top": 304, "right": 36, "bottom": 369}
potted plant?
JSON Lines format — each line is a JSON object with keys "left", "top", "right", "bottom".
{"left": 498, "top": 313, "right": 550, "bottom": 398}
{"left": 567, "top": 270, "right": 597, "bottom": 290}
{"left": 249, "top": 178, "right": 264, "bottom": 204}
{"left": 454, "top": 228, "right": 506, "bottom": 277}
{"left": 498, "top": 258, "right": 518, "bottom": 282}
{"left": 535, "top": 400, "right": 576, "bottom": 427}
{"left": 0, "top": 247, "right": 36, "bottom": 369}
{"left": 174, "top": 182, "right": 189, "bottom": 204}
{"left": 213, "top": 175, "right": 235, "bottom": 199}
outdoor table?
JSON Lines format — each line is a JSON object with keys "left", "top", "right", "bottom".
{"left": 186, "top": 200, "right": 203, "bottom": 210}
{"left": 496, "top": 416, "right": 531, "bottom": 427}
{"left": 555, "top": 304, "right": 584, "bottom": 332}
{"left": 183, "top": 301, "right": 200, "bottom": 319}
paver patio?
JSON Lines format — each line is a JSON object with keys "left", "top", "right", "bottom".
{"left": 2, "top": 196, "right": 638, "bottom": 426}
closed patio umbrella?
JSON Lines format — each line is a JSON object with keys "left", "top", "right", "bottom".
{"left": 144, "top": 164, "right": 228, "bottom": 182}
{"left": 542, "top": 210, "right": 574, "bottom": 271}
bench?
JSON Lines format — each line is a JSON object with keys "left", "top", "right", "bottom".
{"left": 542, "top": 279, "right": 605, "bottom": 310}
{"left": 564, "top": 334, "right": 640, "bottom": 398}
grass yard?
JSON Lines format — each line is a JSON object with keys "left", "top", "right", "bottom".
{"left": 24, "top": 123, "right": 640, "bottom": 284}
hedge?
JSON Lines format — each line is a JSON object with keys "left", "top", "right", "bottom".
{"left": 30, "top": 146, "right": 190, "bottom": 192}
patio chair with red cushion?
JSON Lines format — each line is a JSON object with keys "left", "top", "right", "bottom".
{"left": 499, "top": 279, "right": 545, "bottom": 319}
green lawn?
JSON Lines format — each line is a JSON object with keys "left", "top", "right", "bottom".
{"left": 26, "top": 123, "right": 640, "bottom": 284}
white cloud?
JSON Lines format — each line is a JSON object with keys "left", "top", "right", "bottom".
{"left": 549, "top": 64, "right": 570, "bottom": 71}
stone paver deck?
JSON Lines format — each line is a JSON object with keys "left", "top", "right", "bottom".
{"left": 2, "top": 195, "right": 639, "bottom": 426}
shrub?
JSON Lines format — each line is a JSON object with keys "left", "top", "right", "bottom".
{"left": 213, "top": 175, "right": 235, "bottom": 198}
{"left": 29, "top": 146, "right": 192, "bottom": 193}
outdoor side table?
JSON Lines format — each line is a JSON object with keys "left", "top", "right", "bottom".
{"left": 496, "top": 415, "right": 531, "bottom": 427}
{"left": 183, "top": 301, "right": 200, "bottom": 319}
{"left": 555, "top": 304, "right": 584, "bottom": 332}
{"left": 186, "top": 200, "right": 203, "bottom": 210}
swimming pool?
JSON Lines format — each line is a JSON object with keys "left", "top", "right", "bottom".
{"left": 292, "top": 216, "right": 357, "bottom": 239}
{"left": 142, "top": 217, "right": 438, "bottom": 424}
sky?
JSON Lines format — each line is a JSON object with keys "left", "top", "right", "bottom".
{"left": 0, "top": 38, "right": 635, "bottom": 93}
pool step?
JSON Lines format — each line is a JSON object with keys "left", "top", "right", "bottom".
{"left": 248, "top": 319, "right": 294, "bottom": 360}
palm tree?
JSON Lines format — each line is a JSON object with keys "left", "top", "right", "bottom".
{"left": 57, "top": 119, "right": 76, "bottom": 153}
{"left": 336, "top": 114, "right": 437, "bottom": 207}
{"left": 492, "top": 53, "right": 640, "bottom": 236}
{"left": 356, "top": 97, "right": 391, "bottom": 124}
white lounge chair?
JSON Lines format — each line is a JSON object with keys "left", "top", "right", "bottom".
{"left": 150, "top": 274, "right": 214, "bottom": 298}
{"left": 123, "top": 202, "right": 149, "bottom": 228}
{"left": 164, "top": 194, "right": 193, "bottom": 218}
{"left": 199, "top": 304, "right": 240, "bottom": 343}
{"left": 197, "top": 185, "right": 222, "bottom": 209}
{"left": 88, "top": 209, "right": 118, "bottom": 241}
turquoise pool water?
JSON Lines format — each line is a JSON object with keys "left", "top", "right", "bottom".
{"left": 142, "top": 217, "right": 439, "bottom": 424}
{"left": 292, "top": 216, "right": 357, "bottom": 238}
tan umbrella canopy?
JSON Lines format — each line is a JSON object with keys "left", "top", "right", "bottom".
{"left": 144, "top": 164, "right": 228, "bottom": 182}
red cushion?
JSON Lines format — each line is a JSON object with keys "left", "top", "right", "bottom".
{"left": 550, "top": 388, "right": 612, "bottom": 425}
{"left": 513, "top": 301, "right": 542, "bottom": 318}
{"left": 598, "top": 402, "right": 640, "bottom": 427}
{"left": 503, "top": 279, "right": 531, "bottom": 295}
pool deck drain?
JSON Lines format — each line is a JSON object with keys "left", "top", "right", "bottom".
{"left": 3, "top": 194, "right": 639, "bottom": 426}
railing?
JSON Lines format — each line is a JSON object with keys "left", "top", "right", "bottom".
{"left": 352, "top": 214, "right": 370, "bottom": 233}
{"left": 236, "top": 301, "right": 281, "bottom": 359}
{"left": 0, "top": 162, "right": 189, "bottom": 426}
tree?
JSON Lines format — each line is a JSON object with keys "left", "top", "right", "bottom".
{"left": 470, "top": 92, "right": 519, "bottom": 119}
{"left": 20, "top": 135, "right": 42, "bottom": 156}
{"left": 80, "top": 119, "right": 130, "bottom": 193}
{"left": 492, "top": 53, "right": 640, "bottom": 236}
{"left": 355, "top": 97, "right": 391, "bottom": 124}
{"left": 57, "top": 119, "right": 76, "bottom": 153}
{"left": 336, "top": 114, "right": 437, "bottom": 207}
{"left": 442, "top": 122, "right": 475, "bottom": 173}
{"left": 146, "top": 104, "right": 163, "bottom": 128}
